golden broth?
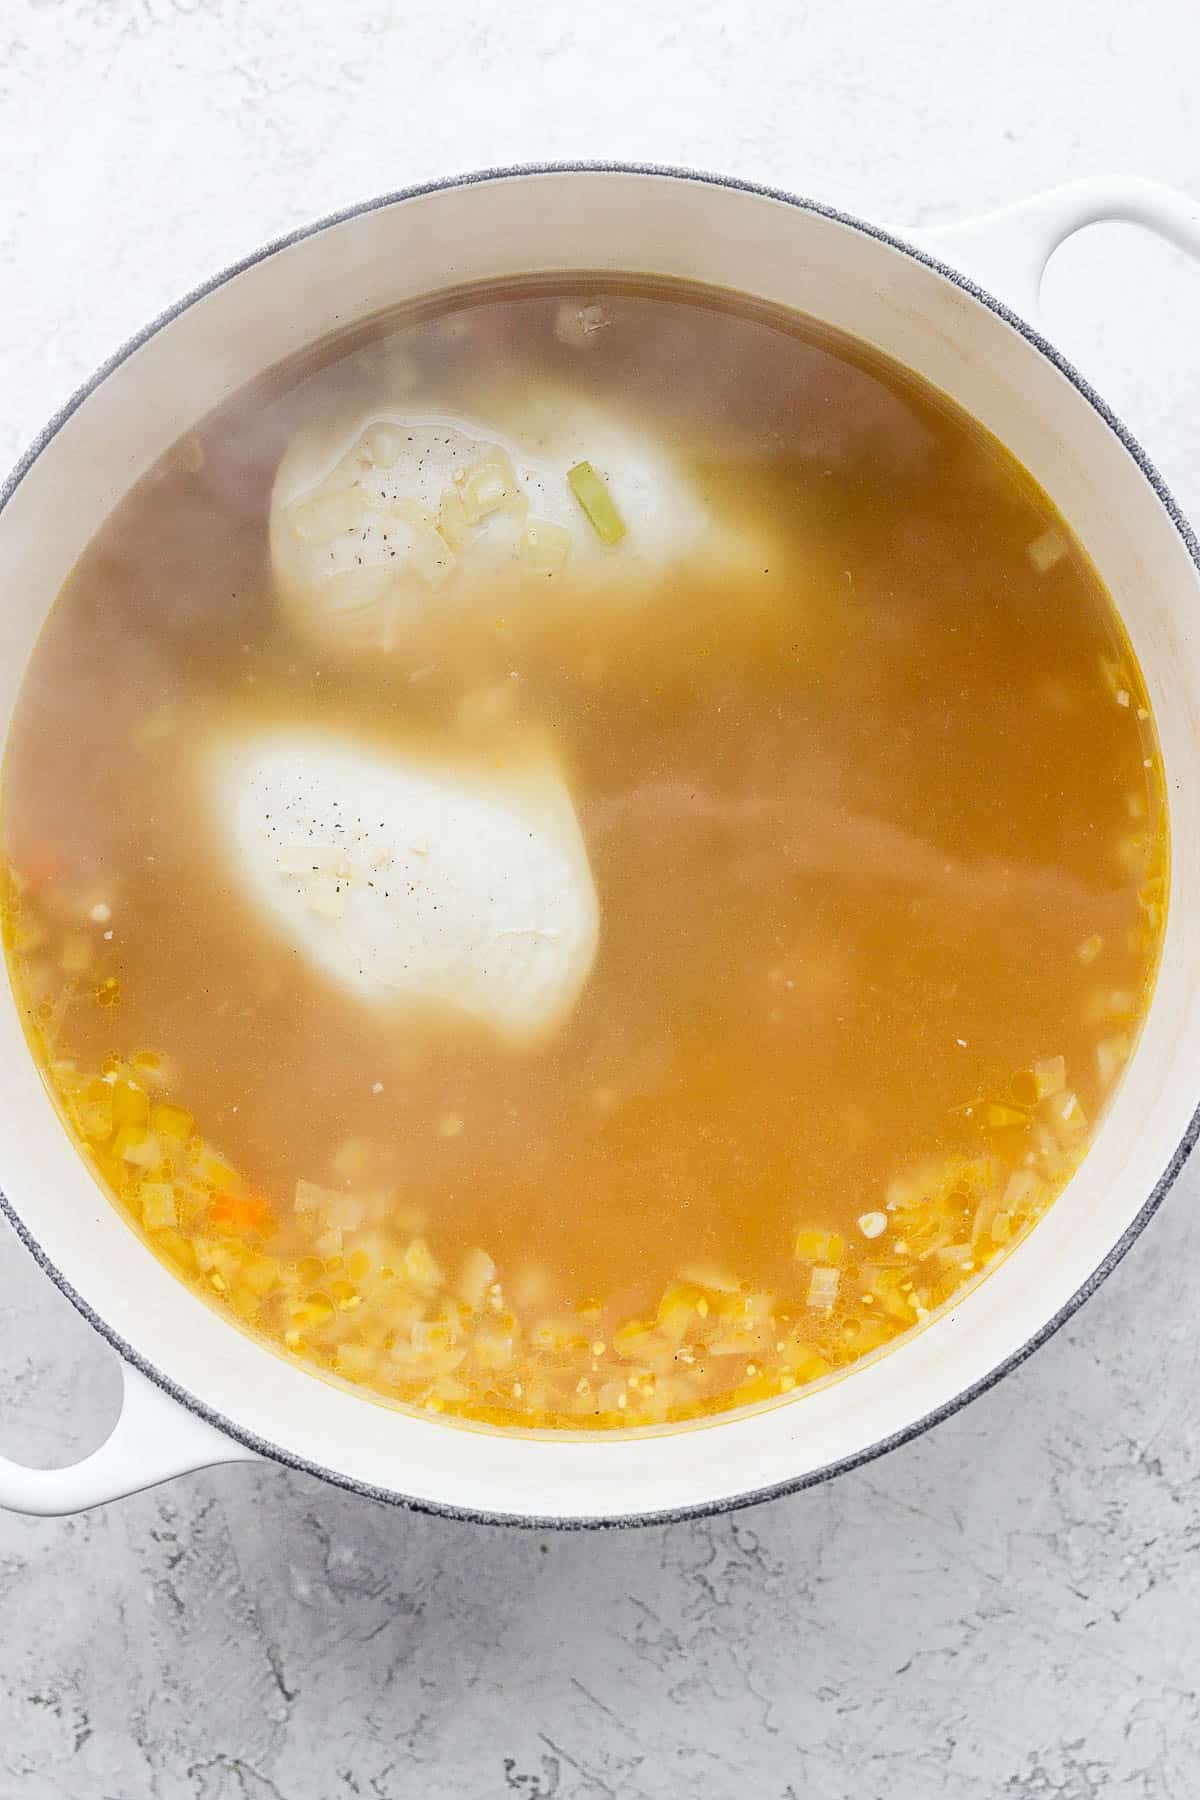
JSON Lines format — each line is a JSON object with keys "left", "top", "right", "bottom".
{"left": 1, "top": 280, "right": 1166, "bottom": 1430}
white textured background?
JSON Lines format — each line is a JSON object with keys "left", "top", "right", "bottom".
{"left": 4, "top": 3, "right": 1200, "bottom": 1796}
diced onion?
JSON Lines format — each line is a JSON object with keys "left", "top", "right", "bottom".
{"left": 781, "top": 1336, "right": 832, "bottom": 1382}
{"left": 113, "top": 1123, "right": 160, "bottom": 1167}
{"left": 380, "top": 495, "right": 433, "bottom": 531}
{"left": 436, "top": 485, "right": 471, "bottom": 551}
{"left": 193, "top": 1152, "right": 237, "bottom": 1195}
{"left": 973, "top": 1169, "right": 1038, "bottom": 1249}
{"left": 457, "top": 1247, "right": 497, "bottom": 1311}
{"left": 335, "top": 1343, "right": 376, "bottom": 1383}
{"left": 111, "top": 1079, "right": 149, "bottom": 1127}
{"left": 364, "top": 426, "right": 404, "bottom": 470}
{"left": 554, "top": 300, "right": 611, "bottom": 348}
{"left": 140, "top": 1182, "right": 178, "bottom": 1229}
{"left": 806, "top": 1265, "right": 840, "bottom": 1310}
{"left": 1002, "top": 1168, "right": 1040, "bottom": 1211}
{"left": 1031, "top": 1055, "right": 1066, "bottom": 1098}
{"left": 288, "top": 486, "right": 367, "bottom": 547}
{"left": 240, "top": 1252, "right": 281, "bottom": 1297}
{"left": 1027, "top": 528, "right": 1068, "bottom": 574}
{"left": 519, "top": 518, "right": 572, "bottom": 577}
{"left": 1099, "top": 656, "right": 1133, "bottom": 702}
{"left": 402, "top": 1237, "right": 444, "bottom": 1289}
{"left": 152, "top": 1102, "right": 193, "bottom": 1142}
{"left": 412, "top": 1319, "right": 456, "bottom": 1356}
{"left": 1096, "top": 1034, "right": 1131, "bottom": 1086}
{"left": 1011, "top": 1054, "right": 1066, "bottom": 1106}
{"left": 656, "top": 1282, "right": 706, "bottom": 1341}
{"left": 293, "top": 1178, "right": 365, "bottom": 1233}
{"left": 1088, "top": 988, "right": 1136, "bottom": 1024}
{"left": 327, "top": 1192, "right": 365, "bottom": 1231}
{"left": 75, "top": 1084, "right": 114, "bottom": 1142}
{"left": 927, "top": 1242, "right": 973, "bottom": 1272}
{"left": 1045, "top": 1088, "right": 1088, "bottom": 1142}
{"left": 455, "top": 453, "right": 515, "bottom": 526}
{"left": 793, "top": 1228, "right": 844, "bottom": 1265}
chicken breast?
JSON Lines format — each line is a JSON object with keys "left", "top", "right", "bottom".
{"left": 206, "top": 724, "right": 600, "bottom": 1048}
{"left": 269, "top": 385, "right": 769, "bottom": 658}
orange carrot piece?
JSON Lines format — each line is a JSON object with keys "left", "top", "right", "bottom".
{"left": 209, "top": 1192, "right": 274, "bottom": 1236}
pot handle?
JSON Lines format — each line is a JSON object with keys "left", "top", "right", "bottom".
{"left": 905, "top": 175, "right": 1200, "bottom": 321}
{"left": 0, "top": 1359, "right": 261, "bottom": 1515}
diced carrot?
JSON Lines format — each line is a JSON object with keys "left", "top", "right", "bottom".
{"left": 209, "top": 1192, "right": 275, "bottom": 1236}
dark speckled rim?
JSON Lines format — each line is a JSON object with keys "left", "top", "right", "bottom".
{"left": 3, "top": 161, "right": 1199, "bottom": 1531}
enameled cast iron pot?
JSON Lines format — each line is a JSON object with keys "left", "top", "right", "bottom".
{"left": 2, "top": 166, "right": 1199, "bottom": 1527}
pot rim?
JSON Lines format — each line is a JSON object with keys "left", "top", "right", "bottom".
{"left": 3, "top": 159, "right": 1198, "bottom": 1530}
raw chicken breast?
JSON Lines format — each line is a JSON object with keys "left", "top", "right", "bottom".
{"left": 206, "top": 725, "right": 599, "bottom": 1047}
{"left": 269, "top": 386, "right": 767, "bottom": 657}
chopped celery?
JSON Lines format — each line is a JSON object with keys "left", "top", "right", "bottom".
{"left": 567, "top": 461, "right": 625, "bottom": 545}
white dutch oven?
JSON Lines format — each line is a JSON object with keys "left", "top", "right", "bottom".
{"left": 2, "top": 166, "right": 1199, "bottom": 1526}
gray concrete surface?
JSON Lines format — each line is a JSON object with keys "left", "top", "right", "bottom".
{"left": 3, "top": 2, "right": 1200, "bottom": 1794}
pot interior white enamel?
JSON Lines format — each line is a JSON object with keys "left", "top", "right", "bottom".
{"left": 2, "top": 169, "right": 1198, "bottom": 1524}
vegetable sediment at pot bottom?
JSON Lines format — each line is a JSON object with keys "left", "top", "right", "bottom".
{"left": 0, "top": 275, "right": 1167, "bottom": 1430}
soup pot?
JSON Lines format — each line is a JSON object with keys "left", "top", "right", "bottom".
{"left": 2, "top": 166, "right": 1199, "bottom": 1527}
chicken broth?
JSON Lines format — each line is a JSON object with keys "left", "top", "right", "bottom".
{"left": 1, "top": 279, "right": 1166, "bottom": 1430}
